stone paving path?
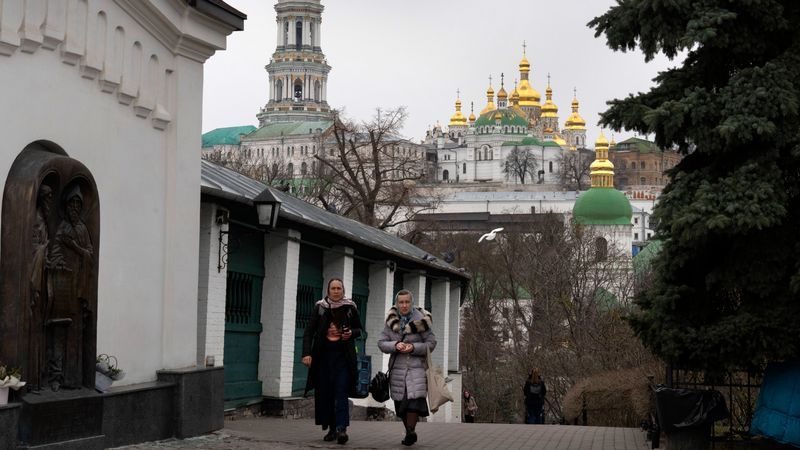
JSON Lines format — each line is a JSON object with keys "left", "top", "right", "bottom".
{"left": 115, "top": 417, "right": 650, "bottom": 450}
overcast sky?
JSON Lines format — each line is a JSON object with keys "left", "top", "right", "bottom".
{"left": 202, "top": 0, "right": 679, "bottom": 144}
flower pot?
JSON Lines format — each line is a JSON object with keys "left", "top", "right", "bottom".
{"left": 0, "top": 387, "right": 8, "bottom": 406}
{"left": 95, "top": 371, "right": 113, "bottom": 393}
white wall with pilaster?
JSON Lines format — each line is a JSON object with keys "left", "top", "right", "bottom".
{"left": 259, "top": 228, "right": 301, "bottom": 397}
{"left": 0, "top": 0, "right": 237, "bottom": 385}
{"left": 196, "top": 203, "right": 228, "bottom": 367}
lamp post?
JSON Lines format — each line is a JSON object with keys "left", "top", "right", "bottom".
{"left": 254, "top": 187, "right": 282, "bottom": 230}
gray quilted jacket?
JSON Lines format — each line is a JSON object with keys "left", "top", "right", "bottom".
{"left": 377, "top": 307, "right": 437, "bottom": 401}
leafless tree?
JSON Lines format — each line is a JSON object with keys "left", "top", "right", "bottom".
{"left": 314, "top": 107, "right": 434, "bottom": 230}
{"left": 558, "top": 148, "right": 594, "bottom": 190}
{"left": 412, "top": 222, "right": 653, "bottom": 423}
{"left": 502, "top": 146, "right": 538, "bottom": 184}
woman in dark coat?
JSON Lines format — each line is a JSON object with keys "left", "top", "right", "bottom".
{"left": 302, "top": 278, "right": 363, "bottom": 444}
{"left": 378, "top": 289, "right": 436, "bottom": 446}
{"left": 523, "top": 368, "right": 546, "bottom": 424}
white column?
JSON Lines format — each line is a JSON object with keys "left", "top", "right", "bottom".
{"left": 161, "top": 55, "right": 203, "bottom": 369}
{"left": 302, "top": 17, "right": 309, "bottom": 48}
{"left": 259, "top": 228, "right": 301, "bottom": 397}
{"left": 323, "top": 246, "right": 354, "bottom": 296}
{"left": 366, "top": 263, "right": 394, "bottom": 373}
{"left": 448, "top": 283, "right": 461, "bottom": 372}
{"left": 275, "top": 18, "right": 281, "bottom": 47}
{"left": 430, "top": 279, "right": 450, "bottom": 372}
{"left": 322, "top": 80, "right": 327, "bottom": 103}
{"left": 403, "top": 272, "right": 426, "bottom": 311}
{"left": 316, "top": 19, "right": 322, "bottom": 48}
{"left": 196, "top": 203, "right": 227, "bottom": 367}
{"left": 287, "top": 16, "right": 295, "bottom": 47}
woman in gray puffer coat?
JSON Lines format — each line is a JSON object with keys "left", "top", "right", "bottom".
{"left": 378, "top": 289, "right": 436, "bottom": 446}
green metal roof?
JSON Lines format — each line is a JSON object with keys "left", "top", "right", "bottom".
{"left": 474, "top": 108, "right": 529, "bottom": 130}
{"left": 572, "top": 188, "right": 633, "bottom": 225}
{"left": 612, "top": 137, "right": 658, "bottom": 153}
{"left": 202, "top": 125, "right": 256, "bottom": 148}
{"left": 502, "top": 137, "right": 562, "bottom": 147}
{"left": 243, "top": 121, "right": 333, "bottom": 140}
{"left": 633, "top": 240, "right": 664, "bottom": 274}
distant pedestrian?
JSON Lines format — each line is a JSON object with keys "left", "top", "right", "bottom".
{"left": 463, "top": 390, "right": 478, "bottom": 423}
{"left": 523, "top": 368, "right": 546, "bottom": 424}
{"left": 302, "top": 278, "right": 363, "bottom": 444}
{"left": 378, "top": 290, "right": 436, "bottom": 446}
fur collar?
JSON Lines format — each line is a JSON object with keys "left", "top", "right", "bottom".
{"left": 385, "top": 306, "right": 432, "bottom": 334}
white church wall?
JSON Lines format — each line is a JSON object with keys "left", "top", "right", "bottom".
{"left": 0, "top": 0, "right": 237, "bottom": 385}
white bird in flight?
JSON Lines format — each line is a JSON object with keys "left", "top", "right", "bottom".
{"left": 478, "top": 227, "right": 504, "bottom": 243}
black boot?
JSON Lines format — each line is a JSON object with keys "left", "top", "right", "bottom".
{"left": 401, "top": 428, "right": 417, "bottom": 446}
{"left": 336, "top": 427, "right": 349, "bottom": 445}
{"left": 323, "top": 428, "right": 336, "bottom": 441}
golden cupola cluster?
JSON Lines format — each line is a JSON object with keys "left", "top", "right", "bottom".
{"left": 589, "top": 132, "right": 615, "bottom": 188}
{"left": 564, "top": 93, "right": 586, "bottom": 130}
{"left": 516, "top": 53, "right": 541, "bottom": 107}
{"left": 541, "top": 79, "right": 558, "bottom": 118}
{"left": 449, "top": 94, "right": 467, "bottom": 127}
{"left": 510, "top": 80, "right": 520, "bottom": 106}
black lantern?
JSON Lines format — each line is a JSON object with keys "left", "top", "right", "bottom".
{"left": 254, "top": 187, "right": 282, "bottom": 229}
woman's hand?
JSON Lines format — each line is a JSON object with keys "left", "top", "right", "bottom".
{"left": 341, "top": 327, "right": 352, "bottom": 341}
{"left": 302, "top": 356, "right": 312, "bottom": 367}
{"left": 395, "top": 342, "right": 413, "bottom": 353}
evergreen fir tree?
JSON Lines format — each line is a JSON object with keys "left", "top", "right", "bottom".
{"left": 590, "top": 1, "right": 800, "bottom": 371}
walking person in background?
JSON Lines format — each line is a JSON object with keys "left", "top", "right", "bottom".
{"left": 463, "top": 389, "right": 478, "bottom": 423}
{"left": 378, "top": 290, "right": 436, "bottom": 446}
{"left": 523, "top": 368, "right": 547, "bottom": 424}
{"left": 302, "top": 278, "right": 363, "bottom": 445}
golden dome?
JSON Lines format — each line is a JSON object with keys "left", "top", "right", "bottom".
{"left": 564, "top": 94, "right": 586, "bottom": 130}
{"left": 519, "top": 54, "right": 530, "bottom": 73}
{"left": 590, "top": 131, "right": 614, "bottom": 188}
{"left": 480, "top": 78, "right": 497, "bottom": 115}
{"left": 541, "top": 80, "right": 558, "bottom": 118}
{"left": 449, "top": 96, "right": 467, "bottom": 127}
{"left": 517, "top": 48, "right": 540, "bottom": 107}
{"left": 468, "top": 102, "right": 476, "bottom": 123}
{"left": 510, "top": 81, "right": 520, "bottom": 106}
{"left": 497, "top": 86, "right": 508, "bottom": 99}
{"left": 493, "top": 110, "right": 503, "bottom": 121}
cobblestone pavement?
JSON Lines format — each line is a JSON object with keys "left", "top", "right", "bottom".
{"left": 115, "top": 417, "right": 650, "bottom": 450}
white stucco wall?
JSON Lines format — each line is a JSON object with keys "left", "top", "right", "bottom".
{"left": 0, "top": 0, "right": 238, "bottom": 385}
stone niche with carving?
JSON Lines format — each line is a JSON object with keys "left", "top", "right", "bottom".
{"left": 0, "top": 141, "right": 100, "bottom": 394}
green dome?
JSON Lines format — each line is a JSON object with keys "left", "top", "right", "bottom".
{"left": 473, "top": 108, "right": 528, "bottom": 132}
{"left": 572, "top": 188, "right": 632, "bottom": 225}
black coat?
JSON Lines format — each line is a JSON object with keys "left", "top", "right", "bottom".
{"left": 523, "top": 379, "right": 546, "bottom": 410}
{"left": 302, "top": 301, "right": 363, "bottom": 397}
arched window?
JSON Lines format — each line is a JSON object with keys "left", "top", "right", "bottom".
{"left": 287, "top": 162, "right": 294, "bottom": 177}
{"left": 301, "top": 162, "right": 307, "bottom": 175}
{"left": 284, "top": 21, "right": 289, "bottom": 46}
{"left": 640, "top": 177, "right": 647, "bottom": 184}
{"left": 314, "top": 80, "right": 321, "bottom": 101}
{"left": 595, "top": 237, "right": 608, "bottom": 261}
{"left": 462, "top": 162, "right": 467, "bottom": 174}
{"left": 295, "top": 20, "right": 302, "bottom": 50}
{"left": 309, "top": 22, "right": 314, "bottom": 47}
{"left": 443, "top": 170, "right": 449, "bottom": 181}
{"left": 311, "top": 161, "right": 316, "bottom": 173}
{"left": 549, "top": 161, "right": 553, "bottom": 173}
{"left": 620, "top": 160, "right": 626, "bottom": 169}
{"left": 294, "top": 79, "right": 303, "bottom": 100}
{"left": 641, "top": 161, "right": 646, "bottom": 169}
{"left": 275, "top": 79, "right": 283, "bottom": 101}
{"left": 477, "top": 152, "right": 482, "bottom": 161}
{"left": 271, "top": 163, "right": 278, "bottom": 177}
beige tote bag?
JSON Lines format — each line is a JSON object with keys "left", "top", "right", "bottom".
{"left": 426, "top": 346, "right": 453, "bottom": 413}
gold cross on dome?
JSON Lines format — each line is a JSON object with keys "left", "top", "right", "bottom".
{"left": 522, "top": 40, "right": 527, "bottom": 55}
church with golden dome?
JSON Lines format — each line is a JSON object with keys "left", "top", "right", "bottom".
{"left": 424, "top": 49, "right": 589, "bottom": 185}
